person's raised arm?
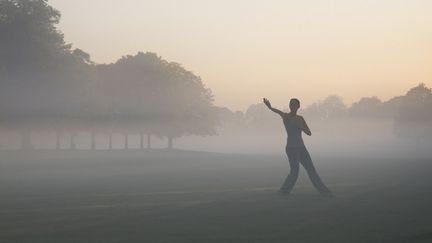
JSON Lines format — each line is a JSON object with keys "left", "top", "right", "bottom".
{"left": 263, "top": 98, "right": 285, "bottom": 116}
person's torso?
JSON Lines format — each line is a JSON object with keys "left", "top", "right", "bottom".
{"left": 282, "top": 114, "right": 305, "bottom": 148}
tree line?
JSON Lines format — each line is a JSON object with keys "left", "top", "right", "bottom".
{"left": 0, "top": 0, "right": 217, "bottom": 150}
{"left": 217, "top": 83, "right": 432, "bottom": 145}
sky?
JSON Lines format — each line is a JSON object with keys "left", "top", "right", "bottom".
{"left": 50, "top": 0, "right": 432, "bottom": 111}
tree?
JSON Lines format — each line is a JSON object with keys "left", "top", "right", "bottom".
{"left": 96, "top": 53, "right": 167, "bottom": 149}
{"left": 394, "top": 83, "right": 432, "bottom": 146}
{"left": 381, "top": 96, "right": 403, "bottom": 119}
{"left": 303, "top": 95, "right": 347, "bottom": 120}
{"left": 349, "top": 97, "right": 383, "bottom": 118}
{"left": 97, "top": 52, "right": 218, "bottom": 150}
{"left": 245, "top": 103, "right": 280, "bottom": 131}
{"left": 162, "top": 61, "right": 218, "bottom": 148}
{"left": 0, "top": 0, "right": 95, "bottom": 149}
{"left": 215, "top": 106, "right": 245, "bottom": 132}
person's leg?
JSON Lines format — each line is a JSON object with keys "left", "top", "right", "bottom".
{"left": 279, "top": 147, "right": 300, "bottom": 193}
{"left": 299, "top": 147, "right": 332, "bottom": 195}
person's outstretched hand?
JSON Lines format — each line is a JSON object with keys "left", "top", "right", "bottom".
{"left": 263, "top": 98, "right": 272, "bottom": 108}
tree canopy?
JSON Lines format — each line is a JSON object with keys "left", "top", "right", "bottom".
{"left": 96, "top": 52, "right": 218, "bottom": 140}
{"left": 0, "top": 0, "right": 94, "bottom": 122}
{"left": 302, "top": 95, "right": 347, "bottom": 120}
{"left": 394, "top": 83, "right": 432, "bottom": 143}
{"left": 0, "top": 0, "right": 218, "bottom": 149}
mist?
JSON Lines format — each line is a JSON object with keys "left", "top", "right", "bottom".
{"left": 2, "top": 93, "right": 430, "bottom": 158}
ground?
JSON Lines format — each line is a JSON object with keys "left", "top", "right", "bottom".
{"left": 1, "top": 150, "right": 431, "bottom": 243}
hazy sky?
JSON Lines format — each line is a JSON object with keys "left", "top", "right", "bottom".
{"left": 50, "top": 0, "right": 432, "bottom": 111}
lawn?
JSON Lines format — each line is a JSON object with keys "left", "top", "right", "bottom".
{"left": 0, "top": 150, "right": 431, "bottom": 243}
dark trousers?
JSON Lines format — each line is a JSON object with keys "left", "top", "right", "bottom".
{"left": 280, "top": 146, "right": 332, "bottom": 194}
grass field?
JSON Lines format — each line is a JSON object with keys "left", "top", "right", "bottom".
{"left": 1, "top": 150, "right": 432, "bottom": 243}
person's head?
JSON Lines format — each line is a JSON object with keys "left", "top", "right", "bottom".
{"left": 289, "top": 98, "right": 300, "bottom": 112}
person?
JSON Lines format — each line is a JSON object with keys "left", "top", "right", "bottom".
{"left": 263, "top": 97, "right": 333, "bottom": 196}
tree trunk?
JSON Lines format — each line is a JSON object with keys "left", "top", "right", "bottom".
{"left": 147, "top": 134, "right": 152, "bottom": 149}
{"left": 108, "top": 133, "right": 113, "bottom": 150}
{"left": 124, "top": 134, "right": 128, "bottom": 150}
{"left": 21, "top": 128, "right": 33, "bottom": 150}
{"left": 167, "top": 136, "right": 173, "bottom": 150}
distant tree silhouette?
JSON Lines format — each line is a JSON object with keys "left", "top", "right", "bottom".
{"left": 0, "top": 0, "right": 94, "bottom": 150}
{"left": 303, "top": 95, "right": 347, "bottom": 120}
{"left": 215, "top": 107, "right": 245, "bottom": 132}
{"left": 161, "top": 61, "right": 218, "bottom": 149}
{"left": 381, "top": 96, "right": 403, "bottom": 118}
{"left": 96, "top": 53, "right": 164, "bottom": 149}
{"left": 245, "top": 103, "right": 280, "bottom": 130}
{"left": 394, "top": 83, "right": 432, "bottom": 146}
{"left": 349, "top": 97, "right": 383, "bottom": 118}
{"left": 215, "top": 107, "right": 235, "bottom": 123}
{"left": 97, "top": 52, "right": 217, "bottom": 150}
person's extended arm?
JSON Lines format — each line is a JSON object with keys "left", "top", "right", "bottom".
{"left": 263, "top": 98, "right": 285, "bottom": 116}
